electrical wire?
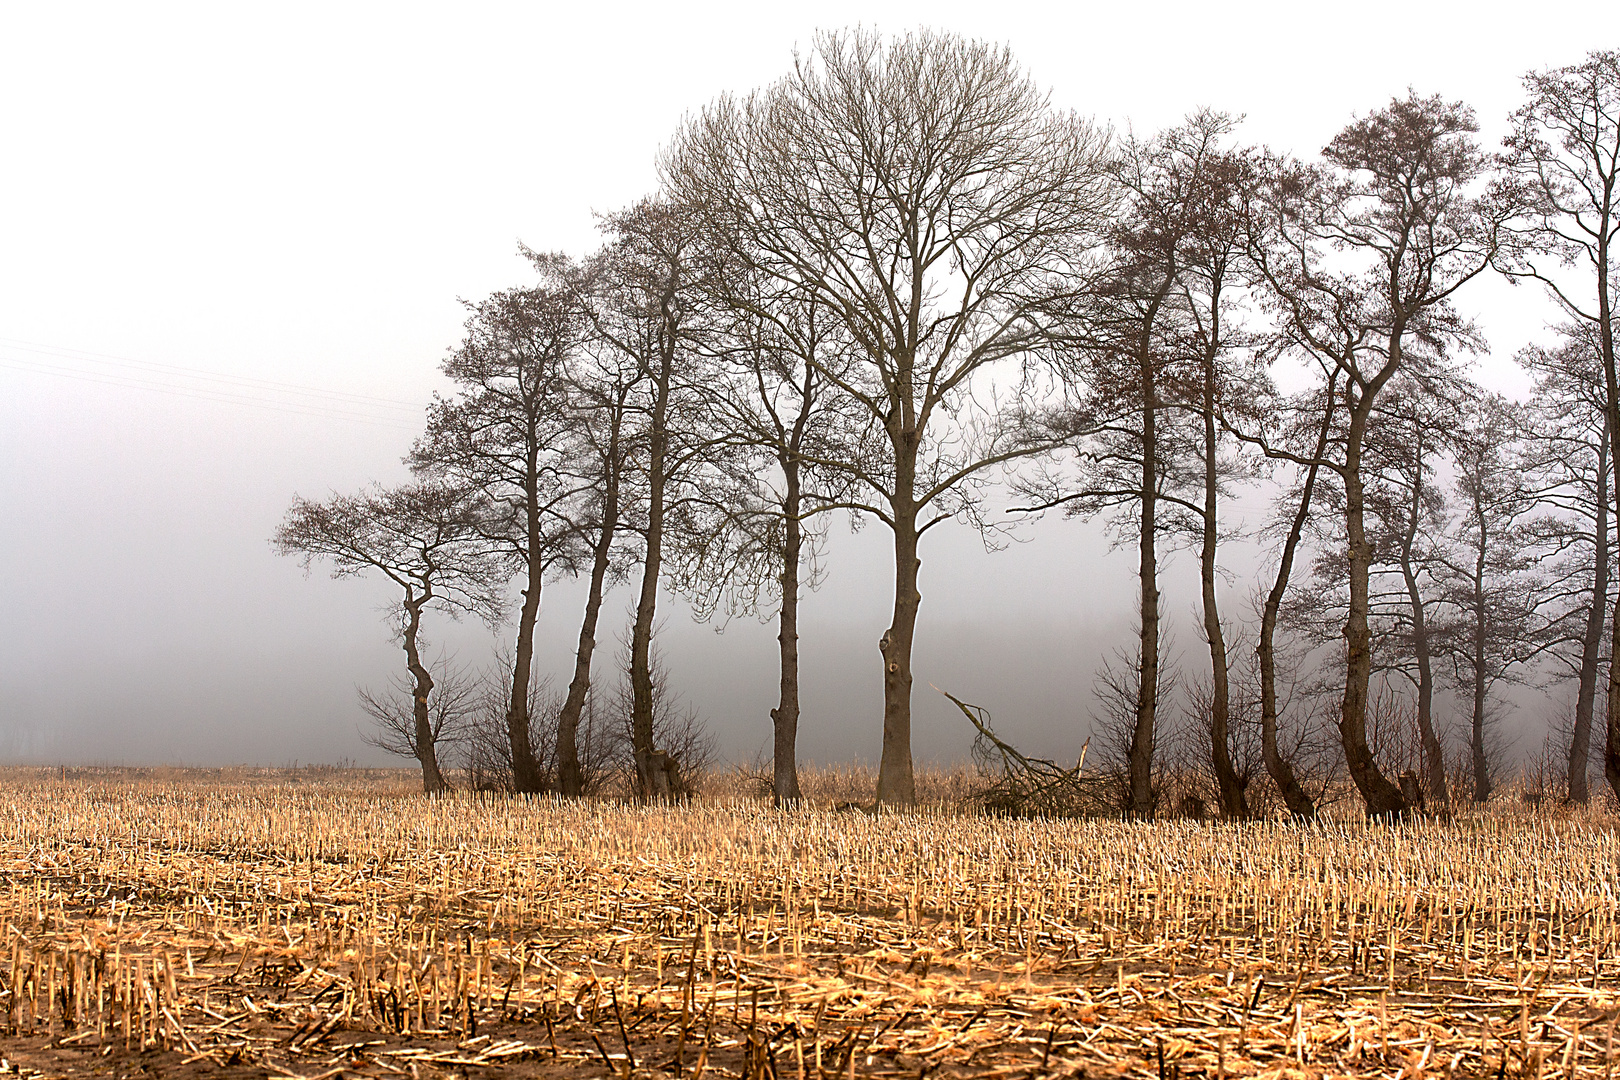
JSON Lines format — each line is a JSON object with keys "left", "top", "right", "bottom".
{"left": 0, "top": 335, "right": 429, "bottom": 429}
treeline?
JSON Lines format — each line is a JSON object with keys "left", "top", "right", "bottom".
{"left": 274, "top": 30, "right": 1620, "bottom": 818}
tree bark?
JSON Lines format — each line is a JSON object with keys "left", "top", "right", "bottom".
{"left": 630, "top": 355, "right": 672, "bottom": 796}
{"left": 773, "top": 456, "right": 804, "bottom": 808}
{"left": 1341, "top": 395, "right": 1410, "bottom": 818}
{"left": 1200, "top": 355, "right": 1245, "bottom": 819}
{"left": 1569, "top": 421, "right": 1608, "bottom": 803}
{"left": 503, "top": 439, "right": 548, "bottom": 794}
{"left": 403, "top": 595, "right": 449, "bottom": 794}
{"left": 877, "top": 483, "right": 921, "bottom": 807}
{"left": 1397, "top": 442, "right": 1448, "bottom": 807}
{"left": 556, "top": 412, "right": 623, "bottom": 798}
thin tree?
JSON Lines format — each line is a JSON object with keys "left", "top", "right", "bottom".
{"left": 1499, "top": 50, "right": 1620, "bottom": 800}
{"left": 273, "top": 481, "right": 502, "bottom": 793}
{"left": 1436, "top": 395, "right": 1542, "bottom": 802}
{"left": 1251, "top": 371, "right": 1338, "bottom": 818}
{"left": 581, "top": 199, "right": 718, "bottom": 797}
{"left": 670, "top": 285, "right": 854, "bottom": 807}
{"left": 1520, "top": 325, "right": 1615, "bottom": 802}
{"left": 665, "top": 29, "right": 1114, "bottom": 805}
{"left": 550, "top": 301, "right": 642, "bottom": 798}
{"left": 411, "top": 281, "right": 585, "bottom": 793}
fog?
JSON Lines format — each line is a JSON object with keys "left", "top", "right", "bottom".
{"left": 0, "top": 1, "right": 1605, "bottom": 767}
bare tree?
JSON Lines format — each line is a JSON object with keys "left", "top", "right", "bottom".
{"left": 273, "top": 481, "right": 501, "bottom": 793}
{"left": 1435, "top": 394, "right": 1542, "bottom": 802}
{"left": 411, "top": 280, "right": 585, "bottom": 793}
{"left": 664, "top": 29, "right": 1114, "bottom": 805}
{"left": 550, "top": 290, "right": 643, "bottom": 798}
{"left": 1521, "top": 324, "right": 1615, "bottom": 802}
{"left": 670, "top": 283, "right": 856, "bottom": 807}
{"left": 581, "top": 199, "right": 721, "bottom": 797}
{"left": 1499, "top": 50, "right": 1620, "bottom": 800}
{"left": 1246, "top": 93, "right": 1502, "bottom": 817}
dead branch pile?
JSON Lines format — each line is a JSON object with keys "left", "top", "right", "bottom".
{"left": 939, "top": 687, "right": 1114, "bottom": 819}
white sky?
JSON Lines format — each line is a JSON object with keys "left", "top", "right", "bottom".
{"left": 0, "top": 1, "right": 1608, "bottom": 767}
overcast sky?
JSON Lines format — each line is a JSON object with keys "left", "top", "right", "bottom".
{"left": 0, "top": 1, "right": 1608, "bottom": 768}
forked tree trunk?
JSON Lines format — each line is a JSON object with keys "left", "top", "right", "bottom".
{"left": 1258, "top": 469, "right": 1320, "bottom": 819}
{"left": 402, "top": 596, "right": 448, "bottom": 794}
{"left": 1341, "top": 400, "right": 1410, "bottom": 818}
{"left": 773, "top": 459, "right": 804, "bottom": 808}
{"left": 1569, "top": 423, "right": 1608, "bottom": 804}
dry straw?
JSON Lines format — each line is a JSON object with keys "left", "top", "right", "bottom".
{"left": 1, "top": 765, "right": 1617, "bottom": 1077}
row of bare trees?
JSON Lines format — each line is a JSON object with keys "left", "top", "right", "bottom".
{"left": 275, "top": 31, "right": 1618, "bottom": 817}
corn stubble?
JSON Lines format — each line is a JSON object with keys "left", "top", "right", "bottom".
{"left": 2, "top": 767, "right": 1618, "bottom": 1079}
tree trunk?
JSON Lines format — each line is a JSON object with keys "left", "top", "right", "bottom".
{"left": 773, "top": 458, "right": 804, "bottom": 809}
{"left": 1470, "top": 521, "right": 1492, "bottom": 802}
{"left": 556, "top": 424, "right": 622, "bottom": 798}
{"left": 1569, "top": 421, "right": 1608, "bottom": 804}
{"left": 630, "top": 364, "right": 672, "bottom": 796}
{"left": 1341, "top": 403, "right": 1409, "bottom": 818}
{"left": 1594, "top": 220, "right": 1620, "bottom": 805}
{"left": 876, "top": 500, "right": 921, "bottom": 808}
{"left": 1398, "top": 448, "right": 1448, "bottom": 807}
{"left": 1130, "top": 335, "right": 1160, "bottom": 819}
{"left": 1201, "top": 367, "right": 1245, "bottom": 819}
{"left": 505, "top": 551, "right": 545, "bottom": 793}
{"left": 403, "top": 597, "right": 448, "bottom": 794}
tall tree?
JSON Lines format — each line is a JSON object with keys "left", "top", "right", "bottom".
{"left": 1040, "top": 117, "right": 1251, "bottom": 817}
{"left": 582, "top": 199, "right": 717, "bottom": 797}
{"left": 412, "top": 281, "right": 584, "bottom": 793}
{"left": 1246, "top": 94, "right": 1501, "bottom": 817}
{"left": 1500, "top": 51, "right": 1620, "bottom": 800}
{"left": 1171, "top": 119, "right": 1267, "bottom": 821}
{"left": 273, "top": 481, "right": 501, "bottom": 793}
{"left": 665, "top": 29, "right": 1114, "bottom": 805}
{"left": 671, "top": 284, "right": 854, "bottom": 807}
{"left": 551, "top": 305, "right": 643, "bottom": 798}
{"left": 1521, "top": 325, "right": 1615, "bottom": 803}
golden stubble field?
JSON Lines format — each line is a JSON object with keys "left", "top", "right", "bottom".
{"left": 2, "top": 767, "right": 1618, "bottom": 1079}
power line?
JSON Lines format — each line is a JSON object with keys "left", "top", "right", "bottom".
{"left": 0, "top": 336, "right": 432, "bottom": 429}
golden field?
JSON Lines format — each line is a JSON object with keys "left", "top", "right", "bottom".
{"left": 1, "top": 766, "right": 1617, "bottom": 1079}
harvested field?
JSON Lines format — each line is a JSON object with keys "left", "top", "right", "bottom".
{"left": 2, "top": 767, "right": 1618, "bottom": 1078}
